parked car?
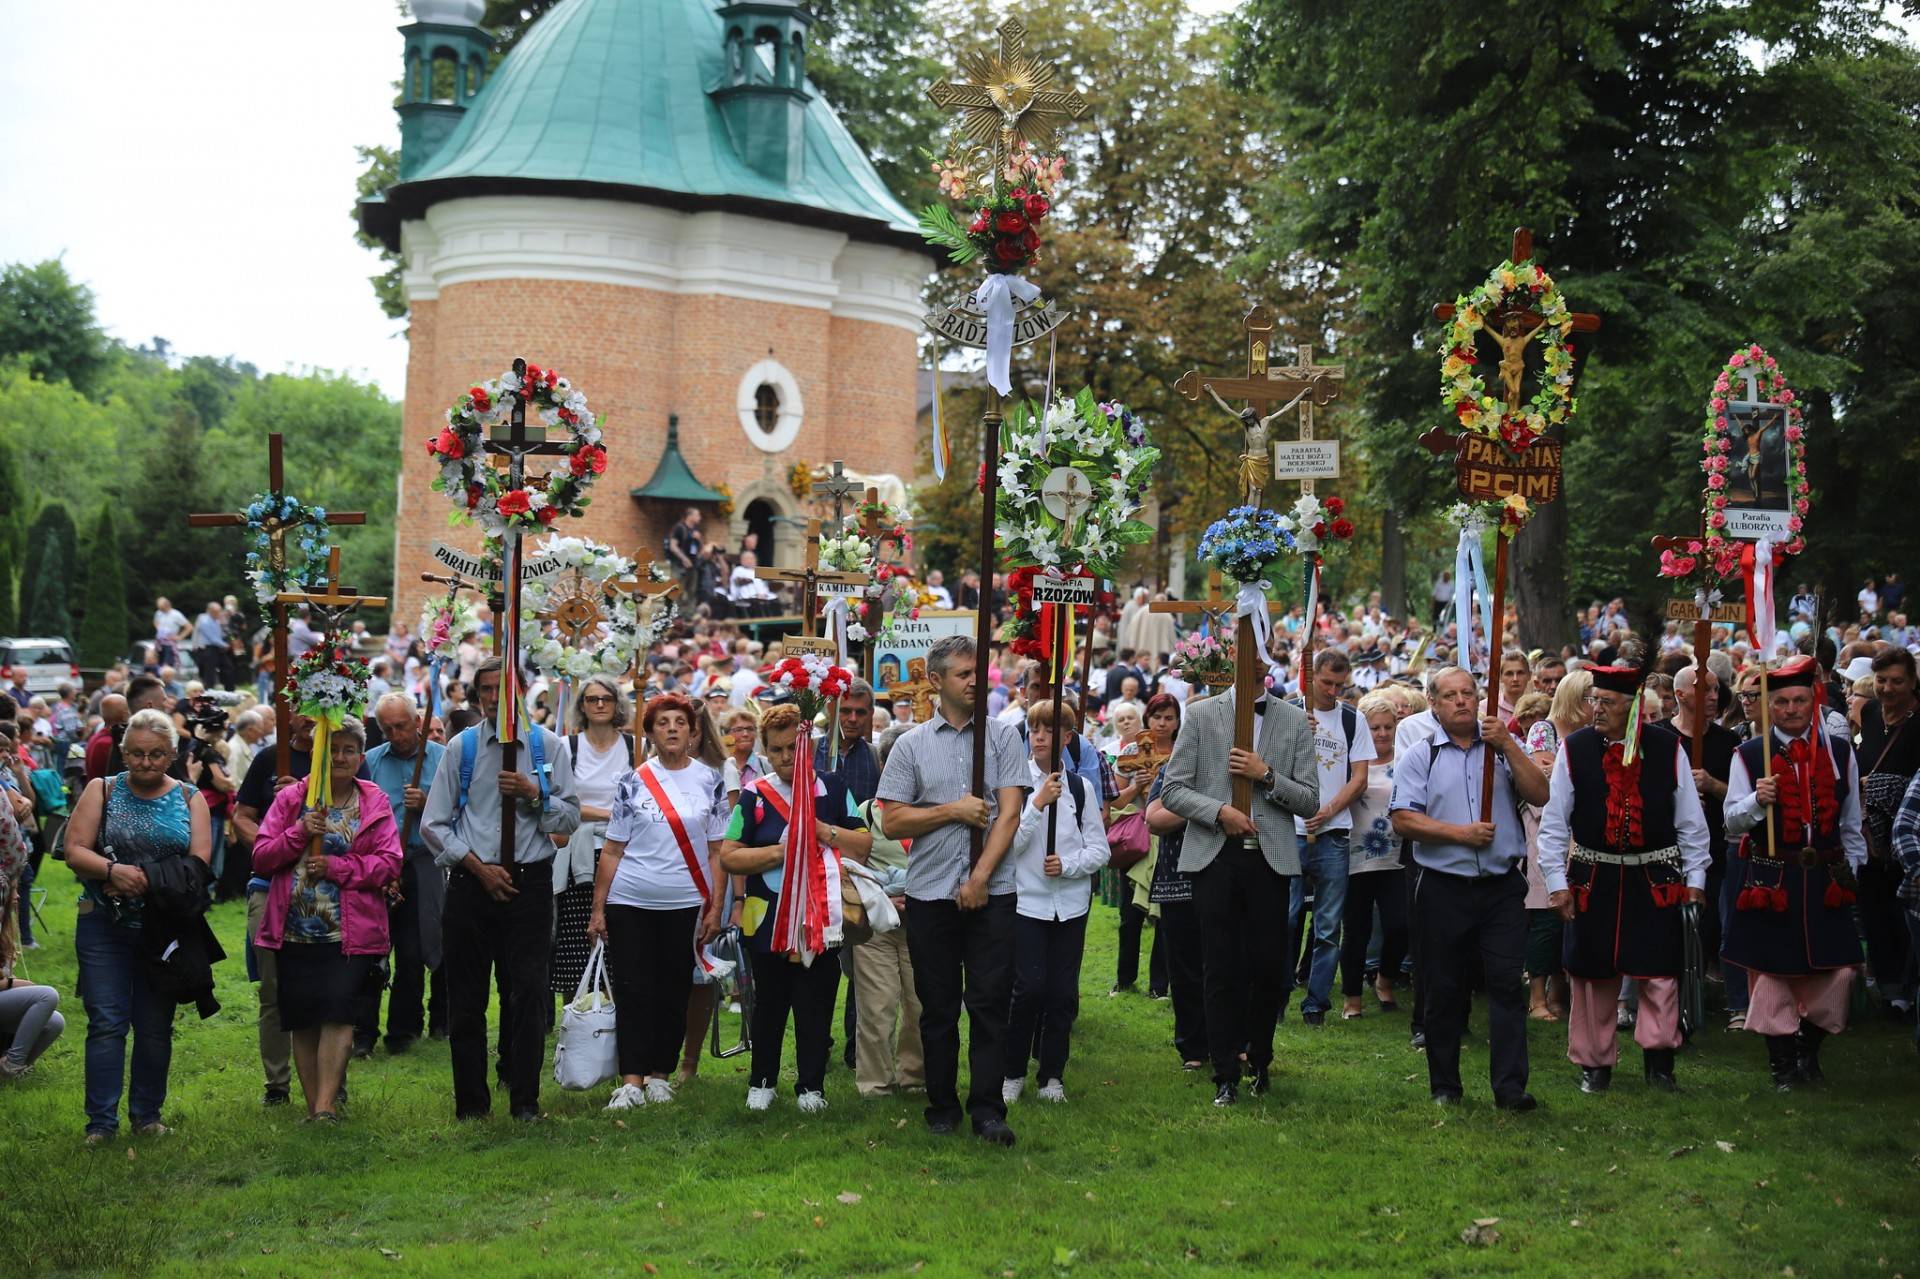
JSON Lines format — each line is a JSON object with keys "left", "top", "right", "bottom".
{"left": 0, "top": 637, "right": 81, "bottom": 698}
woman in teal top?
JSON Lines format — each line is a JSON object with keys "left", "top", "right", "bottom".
{"left": 63, "top": 709, "right": 212, "bottom": 1142}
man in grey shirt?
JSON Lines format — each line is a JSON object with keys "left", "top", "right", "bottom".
{"left": 423, "top": 657, "right": 579, "bottom": 1122}
{"left": 875, "top": 635, "right": 1027, "bottom": 1145}
{"left": 1390, "top": 666, "right": 1547, "bottom": 1111}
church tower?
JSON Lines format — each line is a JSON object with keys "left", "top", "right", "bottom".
{"left": 360, "top": 0, "right": 933, "bottom": 621}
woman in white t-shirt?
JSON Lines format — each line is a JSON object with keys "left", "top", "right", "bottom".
{"left": 1339, "top": 694, "right": 1406, "bottom": 1019}
{"left": 588, "top": 694, "right": 727, "bottom": 1109}
{"left": 551, "top": 675, "right": 635, "bottom": 1001}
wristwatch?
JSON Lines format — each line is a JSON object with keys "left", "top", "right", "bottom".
{"left": 1259, "top": 767, "right": 1276, "bottom": 792}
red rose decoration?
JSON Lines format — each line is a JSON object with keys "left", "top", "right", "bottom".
{"left": 1009, "top": 187, "right": 1029, "bottom": 202}
{"left": 466, "top": 483, "right": 483, "bottom": 510}
{"left": 434, "top": 428, "right": 465, "bottom": 460}
{"left": 969, "top": 213, "right": 990, "bottom": 235}
{"left": 1025, "top": 193, "right": 1050, "bottom": 221}
{"left": 1020, "top": 228, "right": 1040, "bottom": 252}
{"left": 525, "top": 364, "right": 543, "bottom": 384}
{"left": 993, "top": 238, "right": 1026, "bottom": 264}
{"left": 1323, "top": 496, "right": 1344, "bottom": 516}
{"left": 1312, "top": 521, "right": 1327, "bottom": 538}
{"left": 535, "top": 506, "right": 558, "bottom": 525}
{"left": 497, "top": 489, "right": 532, "bottom": 518}
{"left": 995, "top": 209, "right": 1028, "bottom": 235}
{"left": 1331, "top": 518, "right": 1354, "bottom": 540}
{"left": 569, "top": 445, "right": 607, "bottom": 477}
{"left": 976, "top": 462, "right": 988, "bottom": 493}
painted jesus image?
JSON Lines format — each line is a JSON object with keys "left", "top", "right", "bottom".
{"left": 1727, "top": 400, "right": 1790, "bottom": 508}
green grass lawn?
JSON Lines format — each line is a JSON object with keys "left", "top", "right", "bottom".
{"left": 3, "top": 856, "right": 1917, "bottom": 1278}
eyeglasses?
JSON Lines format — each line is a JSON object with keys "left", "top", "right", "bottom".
{"left": 123, "top": 749, "right": 173, "bottom": 764}
{"left": 582, "top": 695, "right": 617, "bottom": 707}
{"left": 1736, "top": 692, "right": 1761, "bottom": 702}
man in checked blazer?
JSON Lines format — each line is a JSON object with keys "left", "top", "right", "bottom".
{"left": 1161, "top": 683, "right": 1319, "bottom": 1106}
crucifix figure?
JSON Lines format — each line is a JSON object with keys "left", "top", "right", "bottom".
{"left": 857, "top": 486, "right": 911, "bottom": 687}
{"left": 187, "top": 432, "right": 365, "bottom": 780}
{"left": 928, "top": 17, "right": 1089, "bottom": 179}
{"left": 483, "top": 356, "right": 571, "bottom": 860}
{"left": 811, "top": 459, "right": 863, "bottom": 537}
{"left": 755, "top": 518, "right": 870, "bottom": 642}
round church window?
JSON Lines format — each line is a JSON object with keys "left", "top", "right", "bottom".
{"left": 753, "top": 383, "right": 781, "bottom": 434}
{"left": 737, "top": 359, "right": 803, "bottom": 453}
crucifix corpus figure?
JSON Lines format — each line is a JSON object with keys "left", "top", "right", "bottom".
{"left": 187, "top": 433, "right": 366, "bottom": 779}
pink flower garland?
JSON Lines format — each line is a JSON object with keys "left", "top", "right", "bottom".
{"left": 1661, "top": 343, "right": 1809, "bottom": 586}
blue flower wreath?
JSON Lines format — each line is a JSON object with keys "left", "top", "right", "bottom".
{"left": 1198, "top": 505, "right": 1294, "bottom": 586}
{"left": 242, "top": 493, "right": 331, "bottom": 607}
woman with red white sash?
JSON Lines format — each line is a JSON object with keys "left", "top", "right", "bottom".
{"left": 588, "top": 695, "right": 727, "bottom": 1110}
{"left": 720, "top": 703, "right": 871, "bottom": 1113}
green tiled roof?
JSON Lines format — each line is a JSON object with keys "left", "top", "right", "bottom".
{"left": 363, "top": 0, "right": 924, "bottom": 252}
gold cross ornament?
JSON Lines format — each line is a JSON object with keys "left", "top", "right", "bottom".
{"left": 928, "top": 17, "right": 1089, "bottom": 185}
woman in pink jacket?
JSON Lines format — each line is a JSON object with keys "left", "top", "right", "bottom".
{"left": 253, "top": 717, "right": 402, "bottom": 1121}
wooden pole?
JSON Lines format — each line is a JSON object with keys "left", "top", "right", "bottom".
{"left": 1045, "top": 596, "right": 1069, "bottom": 860}
{"left": 1233, "top": 613, "right": 1257, "bottom": 813}
{"left": 273, "top": 604, "right": 291, "bottom": 782}
{"left": 1479, "top": 534, "right": 1510, "bottom": 820}
{"left": 970, "top": 404, "right": 1002, "bottom": 866}
{"left": 1688, "top": 619, "right": 1710, "bottom": 768}
{"left": 1758, "top": 666, "right": 1776, "bottom": 859}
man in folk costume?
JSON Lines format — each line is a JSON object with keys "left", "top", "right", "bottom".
{"left": 1721, "top": 654, "right": 1868, "bottom": 1089}
{"left": 1536, "top": 658, "right": 1710, "bottom": 1093}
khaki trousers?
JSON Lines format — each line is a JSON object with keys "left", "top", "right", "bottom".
{"left": 851, "top": 926, "right": 924, "bottom": 1097}
{"left": 246, "top": 888, "right": 291, "bottom": 1089}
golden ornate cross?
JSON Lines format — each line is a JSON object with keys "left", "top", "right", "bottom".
{"left": 927, "top": 17, "right": 1088, "bottom": 191}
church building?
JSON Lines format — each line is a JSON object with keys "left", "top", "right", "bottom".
{"left": 359, "top": 0, "right": 933, "bottom": 620}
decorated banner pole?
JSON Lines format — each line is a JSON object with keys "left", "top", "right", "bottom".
{"left": 412, "top": 564, "right": 488, "bottom": 845}
{"left": 1037, "top": 479, "right": 1091, "bottom": 862}
{"left": 1424, "top": 227, "right": 1602, "bottom": 819}
{"left": 187, "top": 433, "right": 366, "bottom": 780}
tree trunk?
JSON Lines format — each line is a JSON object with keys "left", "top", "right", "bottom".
{"left": 1380, "top": 506, "right": 1406, "bottom": 620}
{"left": 1511, "top": 493, "right": 1573, "bottom": 655}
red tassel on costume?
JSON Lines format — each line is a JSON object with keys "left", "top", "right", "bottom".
{"left": 1736, "top": 886, "right": 1763, "bottom": 912}
{"left": 1824, "top": 881, "right": 1856, "bottom": 909}
{"left": 1768, "top": 885, "right": 1790, "bottom": 913}
{"left": 1573, "top": 884, "right": 1592, "bottom": 913}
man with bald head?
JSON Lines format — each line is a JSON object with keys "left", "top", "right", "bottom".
{"left": 83, "top": 694, "right": 129, "bottom": 785}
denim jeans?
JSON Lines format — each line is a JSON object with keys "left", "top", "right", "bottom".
{"left": 75, "top": 907, "right": 174, "bottom": 1135}
{"left": 1287, "top": 832, "right": 1351, "bottom": 1016}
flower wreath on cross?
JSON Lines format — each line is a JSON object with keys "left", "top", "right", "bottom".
{"left": 418, "top": 595, "right": 479, "bottom": 663}
{"left": 517, "top": 535, "right": 644, "bottom": 682}
{"left": 1660, "top": 343, "right": 1810, "bottom": 590}
{"left": 242, "top": 494, "right": 331, "bottom": 607}
{"left": 990, "top": 389, "right": 1159, "bottom": 579}
{"left": 289, "top": 642, "right": 373, "bottom": 727}
{"left": 427, "top": 363, "right": 606, "bottom": 536}
{"left": 1439, "top": 260, "right": 1577, "bottom": 456}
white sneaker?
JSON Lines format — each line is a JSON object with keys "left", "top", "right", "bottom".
{"left": 604, "top": 1083, "right": 645, "bottom": 1111}
{"left": 643, "top": 1078, "right": 676, "bottom": 1105}
{"left": 796, "top": 1090, "right": 827, "bottom": 1113}
{"left": 1002, "top": 1077, "right": 1024, "bottom": 1104}
{"left": 1037, "top": 1080, "right": 1066, "bottom": 1104}
{"left": 746, "top": 1086, "right": 776, "bottom": 1111}
{"left": 728, "top": 1001, "right": 742, "bottom": 1015}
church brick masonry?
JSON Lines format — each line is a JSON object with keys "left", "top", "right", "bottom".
{"left": 360, "top": 0, "right": 934, "bottom": 622}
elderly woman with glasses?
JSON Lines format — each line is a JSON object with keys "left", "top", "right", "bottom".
{"left": 552, "top": 674, "right": 635, "bottom": 1003}
{"left": 62, "top": 708, "right": 214, "bottom": 1141}
{"left": 252, "top": 717, "right": 403, "bottom": 1121}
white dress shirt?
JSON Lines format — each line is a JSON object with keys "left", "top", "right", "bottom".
{"left": 1723, "top": 727, "right": 1867, "bottom": 868}
{"left": 1535, "top": 734, "right": 1710, "bottom": 893}
{"left": 1011, "top": 758, "right": 1110, "bottom": 921}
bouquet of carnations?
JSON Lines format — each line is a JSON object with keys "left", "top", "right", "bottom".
{"left": 1170, "top": 631, "right": 1235, "bottom": 687}
{"left": 767, "top": 652, "right": 854, "bottom": 724}
{"left": 1280, "top": 495, "right": 1355, "bottom": 557}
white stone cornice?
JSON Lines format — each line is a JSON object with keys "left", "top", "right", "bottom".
{"left": 831, "top": 242, "right": 932, "bottom": 332}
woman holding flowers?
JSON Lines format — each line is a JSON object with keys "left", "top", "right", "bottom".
{"left": 720, "top": 703, "right": 871, "bottom": 1113}
{"left": 252, "top": 715, "right": 403, "bottom": 1121}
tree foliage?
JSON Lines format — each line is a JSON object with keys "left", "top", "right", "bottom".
{"left": 76, "top": 502, "right": 129, "bottom": 667}
{"left": 19, "top": 503, "right": 77, "bottom": 641}
{"left": 0, "top": 258, "right": 111, "bottom": 398}
{"left": 0, "top": 434, "right": 20, "bottom": 635}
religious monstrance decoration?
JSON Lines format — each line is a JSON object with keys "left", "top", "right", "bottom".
{"left": 919, "top": 14, "right": 1089, "bottom": 860}
{"left": 1422, "top": 227, "right": 1602, "bottom": 820}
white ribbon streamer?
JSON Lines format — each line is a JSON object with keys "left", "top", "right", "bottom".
{"left": 970, "top": 272, "right": 1042, "bottom": 397}
{"left": 824, "top": 596, "right": 850, "bottom": 668}
{"left": 1236, "top": 580, "right": 1287, "bottom": 691}
{"left": 1751, "top": 536, "right": 1776, "bottom": 654}
{"left": 1453, "top": 518, "right": 1494, "bottom": 674}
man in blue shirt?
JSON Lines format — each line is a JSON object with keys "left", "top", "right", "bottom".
{"left": 1391, "top": 666, "right": 1548, "bottom": 1110}
{"left": 364, "top": 692, "right": 446, "bottom": 1055}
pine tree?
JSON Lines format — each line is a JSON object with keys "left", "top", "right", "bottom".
{"left": 18, "top": 503, "right": 77, "bottom": 639}
{"left": 0, "top": 436, "right": 21, "bottom": 634}
{"left": 77, "top": 502, "right": 128, "bottom": 667}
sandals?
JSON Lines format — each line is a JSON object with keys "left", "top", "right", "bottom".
{"left": 1528, "top": 1003, "right": 1561, "bottom": 1022}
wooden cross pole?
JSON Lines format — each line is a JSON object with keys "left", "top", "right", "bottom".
{"left": 186, "top": 431, "right": 366, "bottom": 781}
{"left": 1149, "top": 568, "right": 1286, "bottom": 811}
{"left": 1426, "top": 228, "right": 1602, "bottom": 820}
{"left": 1172, "top": 306, "right": 1338, "bottom": 811}
{"left": 275, "top": 548, "right": 389, "bottom": 866}
{"left": 1272, "top": 342, "right": 1346, "bottom": 695}
{"left": 482, "top": 357, "right": 571, "bottom": 863}
{"left": 406, "top": 565, "right": 489, "bottom": 846}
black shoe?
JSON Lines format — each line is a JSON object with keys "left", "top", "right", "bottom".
{"left": 1495, "top": 1092, "right": 1538, "bottom": 1113}
{"left": 385, "top": 1036, "right": 418, "bottom": 1056}
{"left": 1643, "top": 1048, "right": 1679, "bottom": 1092}
{"left": 1410, "top": 1030, "right": 1427, "bottom": 1051}
{"left": 926, "top": 1117, "right": 959, "bottom": 1135}
{"left": 511, "top": 1108, "right": 542, "bottom": 1123}
{"left": 1148, "top": 988, "right": 1169, "bottom": 1000}
{"left": 334, "top": 1083, "right": 348, "bottom": 1109}
{"left": 1766, "top": 1034, "right": 1802, "bottom": 1091}
{"left": 1431, "top": 1090, "right": 1462, "bottom": 1107}
{"left": 1109, "top": 983, "right": 1137, "bottom": 997}
{"left": 352, "top": 1038, "right": 376, "bottom": 1061}
{"left": 262, "top": 1087, "right": 290, "bottom": 1107}
{"left": 1302, "top": 1010, "right": 1325, "bottom": 1028}
{"left": 1579, "top": 1066, "right": 1613, "bottom": 1095}
{"left": 455, "top": 1108, "right": 490, "bottom": 1121}
{"left": 1213, "top": 1083, "right": 1238, "bottom": 1107}
{"left": 429, "top": 1026, "right": 450, "bottom": 1041}
{"left": 1249, "top": 1068, "right": 1272, "bottom": 1097}
{"left": 973, "top": 1118, "right": 1017, "bottom": 1147}
{"left": 1795, "top": 1025, "right": 1828, "bottom": 1084}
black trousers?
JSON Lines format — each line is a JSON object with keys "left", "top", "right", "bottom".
{"left": 1159, "top": 897, "right": 1208, "bottom": 1063}
{"left": 905, "top": 894, "right": 1016, "bottom": 1129}
{"left": 1193, "top": 843, "right": 1291, "bottom": 1086}
{"left": 1342, "top": 868, "right": 1409, "bottom": 998}
{"left": 604, "top": 904, "right": 698, "bottom": 1081}
{"left": 444, "top": 862, "right": 552, "bottom": 1117}
{"left": 1857, "top": 859, "right": 1913, "bottom": 1002}
{"left": 1115, "top": 901, "right": 1168, "bottom": 992}
{"left": 748, "top": 945, "right": 842, "bottom": 1094}
{"left": 192, "top": 645, "right": 233, "bottom": 690}
{"left": 1411, "top": 863, "right": 1528, "bottom": 1101}
{"left": 1407, "top": 868, "right": 1426, "bottom": 1034}
{"left": 385, "top": 854, "right": 433, "bottom": 1046}
{"left": 1006, "top": 912, "right": 1088, "bottom": 1084}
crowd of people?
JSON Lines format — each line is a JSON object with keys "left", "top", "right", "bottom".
{"left": 1, "top": 570, "right": 1916, "bottom": 1146}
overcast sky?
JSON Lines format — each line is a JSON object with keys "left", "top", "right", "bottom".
{"left": 2, "top": 1, "right": 1909, "bottom": 403}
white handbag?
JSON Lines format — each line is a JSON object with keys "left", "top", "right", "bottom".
{"left": 843, "top": 861, "right": 900, "bottom": 936}
{"left": 552, "top": 939, "right": 619, "bottom": 1091}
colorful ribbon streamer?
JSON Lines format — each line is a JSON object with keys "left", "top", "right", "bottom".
{"left": 1454, "top": 520, "right": 1495, "bottom": 674}
{"left": 930, "top": 337, "right": 950, "bottom": 482}
{"left": 1743, "top": 536, "right": 1778, "bottom": 655}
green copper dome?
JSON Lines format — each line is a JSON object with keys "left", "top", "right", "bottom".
{"left": 361, "top": 0, "right": 924, "bottom": 252}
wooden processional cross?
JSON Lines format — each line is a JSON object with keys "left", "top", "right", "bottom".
{"left": 186, "top": 432, "right": 366, "bottom": 780}
{"left": 1422, "top": 227, "right": 1602, "bottom": 818}
{"left": 755, "top": 519, "right": 870, "bottom": 654}
{"left": 485, "top": 356, "right": 571, "bottom": 861}
{"left": 857, "top": 485, "right": 912, "bottom": 688}
{"left": 1171, "top": 305, "right": 1343, "bottom": 811}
